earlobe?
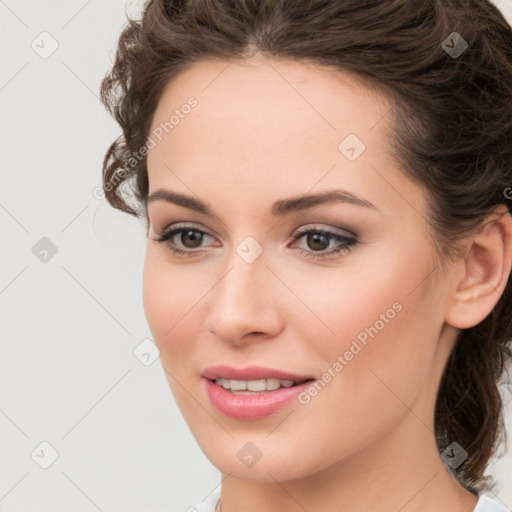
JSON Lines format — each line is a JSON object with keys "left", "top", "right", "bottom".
{"left": 445, "top": 205, "right": 512, "bottom": 330}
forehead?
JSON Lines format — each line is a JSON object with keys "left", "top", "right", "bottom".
{"left": 148, "top": 58, "right": 390, "bottom": 166}
{"left": 145, "top": 57, "right": 425, "bottom": 221}
{"left": 152, "top": 57, "right": 390, "bottom": 137}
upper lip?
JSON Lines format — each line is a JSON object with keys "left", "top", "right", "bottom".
{"left": 202, "top": 365, "right": 315, "bottom": 382}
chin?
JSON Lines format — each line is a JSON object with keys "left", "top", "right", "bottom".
{"left": 194, "top": 434, "right": 331, "bottom": 483}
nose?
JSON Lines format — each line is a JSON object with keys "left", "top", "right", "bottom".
{"left": 204, "top": 251, "right": 283, "bottom": 346}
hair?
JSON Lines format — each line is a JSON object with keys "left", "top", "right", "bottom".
{"left": 100, "top": 0, "right": 512, "bottom": 491}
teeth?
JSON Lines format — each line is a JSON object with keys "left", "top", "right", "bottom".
{"left": 214, "top": 378, "right": 299, "bottom": 392}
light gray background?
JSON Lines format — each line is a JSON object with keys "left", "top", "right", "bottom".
{"left": 1, "top": 1, "right": 511, "bottom": 511}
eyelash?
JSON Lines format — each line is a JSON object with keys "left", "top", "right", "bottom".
{"left": 153, "top": 224, "right": 358, "bottom": 260}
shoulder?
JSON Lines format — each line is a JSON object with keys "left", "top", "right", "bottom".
{"left": 473, "top": 492, "right": 510, "bottom": 512}
{"left": 189, "top": 490, "right": 220, "bottom": 512}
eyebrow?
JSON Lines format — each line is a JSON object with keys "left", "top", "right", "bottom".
{"left": 146, "top": 188, "right": 379, "bottom": 217}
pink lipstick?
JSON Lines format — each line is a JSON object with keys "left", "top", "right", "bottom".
{"left": 202, "top": 365, "right": 315, "bottom": 420}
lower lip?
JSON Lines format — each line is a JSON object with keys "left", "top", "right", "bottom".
{"left": 203, "top": 378, "right": 315, "bottom": 420}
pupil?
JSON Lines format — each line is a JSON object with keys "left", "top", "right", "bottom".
{"left": 308, "top": 233, "right": 328, "bottom": 251}
{"left": 182, "top": 230, "right": 202, "bottom": 248}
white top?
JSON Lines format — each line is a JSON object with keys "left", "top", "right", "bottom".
{"left": 191, "top": 491, "right": 509, "bottom": 512}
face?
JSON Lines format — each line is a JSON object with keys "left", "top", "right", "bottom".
{"left": 143, "top": 56, "right": 457, "bottom": 482}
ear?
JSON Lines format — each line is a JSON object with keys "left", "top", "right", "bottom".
{"left": 445, "top": 205, "right": 512, "bottom": 329}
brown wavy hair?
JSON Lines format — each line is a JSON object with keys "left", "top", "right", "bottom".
{"left": 100, "top": 0, "right": 512, "bottom": 491}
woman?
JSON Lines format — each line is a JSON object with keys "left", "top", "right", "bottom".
{"left": 100, "top": 0, "right": 512, "bottom": 510}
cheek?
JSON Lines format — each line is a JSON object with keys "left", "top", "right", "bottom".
{"left": 271, "top": 256, "right": 439, "bottom": 468}
{"left": 142, "top": 250, "right": 206, "bottom": 418}
{"left": 142, "top": 249, "right": 200, "bottom": 355}
{"left": 142, "top": 250, "right": 171, "bottom": 341}
{"left": 301, "top": 247, "right": 439, "bottom": 423}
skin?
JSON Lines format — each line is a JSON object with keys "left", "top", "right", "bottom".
{"left": 142, "top": 55, "right": 512, "bottom": 512}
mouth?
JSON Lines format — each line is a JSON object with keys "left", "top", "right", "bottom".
{"left": 203, "top": 376, "right": 317, "bottom": 420}
{"left": 201, "top": 365, "right": 316, "bottom": 419}
{"left": 208, "top": 377, "right": 315, "bottom": 395}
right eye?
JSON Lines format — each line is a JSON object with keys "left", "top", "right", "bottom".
{"left": 153, "top": 224, "right": 216, "bottom": 257}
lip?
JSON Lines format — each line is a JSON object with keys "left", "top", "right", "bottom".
{"left": 201, "top": 365, "right": 314, "bottom": 382}
{"left": 203, "top": 378, "right": 315, "bottom": 420}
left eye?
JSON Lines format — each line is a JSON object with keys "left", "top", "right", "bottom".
{"left": 289, "top": 227, "right": 358, "bottom": 259}
{"left": 153, "top": 224, "right": 358, "bottom": 259}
